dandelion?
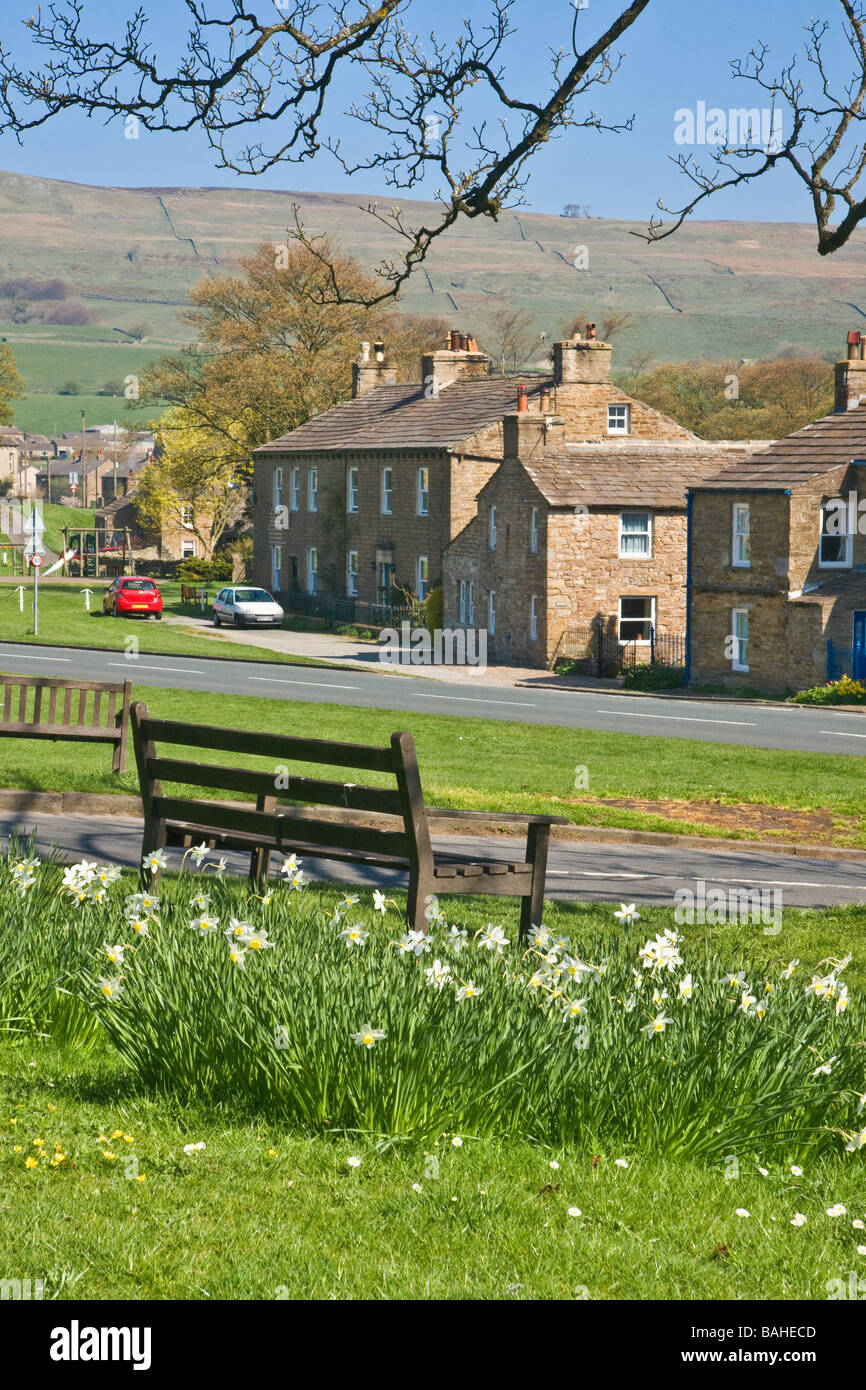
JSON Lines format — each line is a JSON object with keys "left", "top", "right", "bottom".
{"left": 267, "top": 1149, "right": 278, "bottom": 1158}
{"left": 455, "top": 980, "right": 482, "bottom": 1001}
{"left": 142, "top": 849, "right": 168, "bottom": 873}
{"left": 96, "top": 976, "right": 123, "bottom": 1001}
{"left": 347, "top": 1156, "right": 362, "bottom": 1168}
{"left": 12, "top": 1146, "right": 22, "bottom": 1154}
{"left": 102, "top": 1152, "right": 116, "bottom": 1162}
{"left": 479, "top": 924, "right": 509, "bottom": 954}
{"left": 790, "top": 1165, "right": 804, "bottom": 1177}
{"left": 614, "top": 1159, "right": 629, "bottom": 1169}
{"left": 790, "top": 1213, "right": 807, "bottom": 1227}
{"left": 614, "top": 903, "right": 640, "bottom": 926}
{"left": 32, "top": 1138, "right": 44, "bottom": 1148}
{"left": 425, "top": 958, "right": 452, "bottom": 992}
{"left": 183, "top": 1142, "right": 205, "bottom": 1155}
{"left": 351, "top": 1025, "right": 386, "bottom": 1049}
{"left": 452, "top": 1136, "right": 463, "bottom": 1148}
{"left": 338, "top": 924, "right": 369, "bottom": 949}
{"left": 827, "top": 1204, "right": 847, "bottom": 1218}
{"left": 735, "top": 1208, "right": 750, "bottom": 1218}
{"left": 567, "top": 1207, "right": 582, "bottom": 1217}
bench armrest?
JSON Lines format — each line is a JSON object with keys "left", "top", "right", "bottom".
{"left": 425, "top": 808, "right": 568, "bottom": 825}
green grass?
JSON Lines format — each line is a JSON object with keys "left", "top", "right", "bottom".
{"left": 0, "top": 679, "right": 864, "bottom": 841}
{"left": 0, "top": 886, "right": 863, "bottom": 1301}
{"left": 10, "top": 394, "right": 160, "bottom": 438}
{"left": 0, "top": 501, "right": 90, "bottom": 559}
{"left": 0, "top": 581, "right": 316, "bottom": 664}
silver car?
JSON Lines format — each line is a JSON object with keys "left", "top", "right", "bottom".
{"left": 212, "top": 586, "right": 285, "bottom": 628}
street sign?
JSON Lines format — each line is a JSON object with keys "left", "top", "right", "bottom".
{"left": 29, "top": 554, "right": 43, "bottom": 568}
{"left": 70, "top": 482, "right": 78, "bottom": 495}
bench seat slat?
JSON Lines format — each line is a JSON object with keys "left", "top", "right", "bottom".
{"left": 148, "top": 757, "right": 403, "bottom": 815}
{"left": 163, "top": 821, "right": 410, "bottom": 870}
{"left": 0, "top": 723, "right": 120, "bottom": 742}
{"left": 153, "top": 796, "right": 411, "bottom": 859}
{"left": 141, "top": 718, "right": 396, "bottom": 772}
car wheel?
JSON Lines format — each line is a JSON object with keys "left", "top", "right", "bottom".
{"left": 155, "top": 613, "right": 162, "bottom": 621}
{"left": 233, "top": 614, "right": 244, "bottom": 628}
{"left": 213, "top": 613, "right": 221, "bottom": 627}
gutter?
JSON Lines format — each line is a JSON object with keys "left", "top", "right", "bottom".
{"left": 685, "top": 490, "right": 692, "bottom": 683}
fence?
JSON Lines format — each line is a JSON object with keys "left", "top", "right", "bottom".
{"left": 552, "top": 624, "right": 686, "bottom": 677}
{"left": 280, "top": 591, "right": 416, "bottom": 629}
{"left": 827, "top": 640, "right": 866, "bottom": 682}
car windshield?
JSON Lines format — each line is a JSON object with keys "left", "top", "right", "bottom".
{"left": 235, "top": 589, "right": 274, "bottom": 603}
{"left": 122, "top": 580, "right": 156, "bottom": 591}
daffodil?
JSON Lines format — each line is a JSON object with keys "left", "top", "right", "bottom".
{"left": 96, "top": 976, "right": 124, "bottom": 1000}
{"left": 395, "top": 930, "right": 430, "bottom": 957}
{"left": 351, "top": 1025, "right": 386, "bottom": 1049}
{"left": 678, "top": 973, "right": 695, "bottom": 1000}
{"left": 561, "top": 997, "right": 589, "bottom": 1020}
{"left": 425, "top": 958, "right": 452, "bottom": 991}
{"left": 446, "top": 925, "right": 469, "bottom": 953}
{"left": 103, "top": 942, "right": 126, "bottom": 966}
{"left": 189, "top": 913, "right": 219, "bottom": 935}
{"left": 780, "top": 959, "right": 799, "bottom": 980}
{"left": 456, "top": 980, "right": 482, "bottom": 1001}
{"left": 142, "top": 849, "right": 168, "bottom": 873}
{"left": 642, "top": 1012, "right": 673, "bottom": 1036}
{"left": 614, "top": 903, "right": 640, "bottom": 926}
{"left": 372, "top": 890, "right": 389, "bottom": 915}
{"left": 338, "top": 924, "right": 369, "bottom": 949}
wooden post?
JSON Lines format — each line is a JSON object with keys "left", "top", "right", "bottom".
{"left": 391, "top": 731, "right": 436, "bottom": 931}
{"left": 520, "top": 822, "right": 550, "bottom": 942}
{"left": 130, "top": 700, "right": 165, "bottom": 888}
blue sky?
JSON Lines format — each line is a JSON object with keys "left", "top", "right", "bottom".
{"left": 0, "top": 0, "right": 850, "bottom": 225}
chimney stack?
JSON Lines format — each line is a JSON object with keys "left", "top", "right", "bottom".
{"left": 553, "top": 328, "right": 612, "bottom": 386}
{"left": 835, "top": 331, "right": 866, "bottom": 411}
{"left": 503, "top": 409, "right": 564, "bottom": 458}
{"left": 352, "top": 338, "right": 397, "bottom": 397}
{"left": 422, "top": 329, "right": 489, "bottom": 397}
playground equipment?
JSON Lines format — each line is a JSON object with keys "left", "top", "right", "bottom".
{"left": 61, "top": 525, "right": 133, "bottom": 578}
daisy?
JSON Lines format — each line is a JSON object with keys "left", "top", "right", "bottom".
{"left": 827, "top": 1204, "right": 847, "bottom": 1218}
{"left": 347, "top": 1156, "right": 362, "bottom": 1168}
{"left": 790, "top": 1213, "right": 807, "bottom": 1227}
{"left": 735, "top": 1208, "right": 750, "bottom": 1218}
{"left": 567, "top": 1207, "right": 581, "bottom": 1217}
{"left": 790, "top": 1165, "right": 804, "bottom": 1177}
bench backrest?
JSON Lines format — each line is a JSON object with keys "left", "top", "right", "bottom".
{"left": 130, "top": 701, "right": 433, "bottom": 868}
{"left": 0, "top": 675, "right": 131, "bottom": 739}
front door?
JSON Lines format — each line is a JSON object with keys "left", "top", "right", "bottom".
{"left": 853, "top": 612, "right": 866, "bottom": 680}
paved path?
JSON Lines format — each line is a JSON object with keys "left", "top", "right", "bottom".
{"left": 3, "top": 809, "right": 865, "bottom": 910}
{"left": 0, "top": 640, "right": 863, "bottom": 754}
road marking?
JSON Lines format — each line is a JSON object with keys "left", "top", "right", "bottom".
{"left": 0, "top": 653, "right": 71, "bottom": 662}
{"left": 249, "top": 677, "right": 360, "bottom": 690}
{"left": 416, "top": 694, "right": 539, "bottom": 707}
{"left": 595, "top": 709, "right": 757, "bottom": 727}
{"left": 819, "top": 729, "right": 866, "bottom": 738}
{"left": 107, "top": 662, "right": 199, "bottom": 674}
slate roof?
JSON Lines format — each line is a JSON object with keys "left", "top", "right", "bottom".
{"left": 254, "top": 375, "right": 552, "bottom": 454}
{"left": 520, "top": 442, "right": 756, "bottom": 509}
{"left": 692, "top": 403, "right": 866, "bottom": 491}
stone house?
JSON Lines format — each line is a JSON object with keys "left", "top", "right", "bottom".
{"left": 687, "top": 333, "right": 866, "bottom": 692}
{"left": 251, "top": 329, "right": 698, "bottom": 608}
{"left": 442, "top": 410, "right": 751, "bottom": 667}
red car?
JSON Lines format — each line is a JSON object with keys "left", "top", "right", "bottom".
{"left": 103, "top": 577, "right": 163, "bottom": 619}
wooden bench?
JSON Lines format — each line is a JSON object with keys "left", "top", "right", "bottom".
{"left": 0, "top": 675, "right": 132, "bottom": 773}
{"left": 131, "top": 701, "right": 566, "bottom": 937}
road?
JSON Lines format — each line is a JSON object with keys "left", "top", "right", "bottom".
{"left": 0, "top": 640, "right": 864, "bottom": 754}
{"left": 3, "top": 809, "right": 865, "bottom": 910}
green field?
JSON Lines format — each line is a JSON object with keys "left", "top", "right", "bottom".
{"left": 0, "top": 680, "right": 863, "bottom": 843}
{"left": 0, "top": 582, "right": 314, "bottom": 665}
{"left": 1, "top": 887, "right": 864, "bottom": 1301}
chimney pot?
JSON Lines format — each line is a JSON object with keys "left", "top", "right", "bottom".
{"left": 585, "top": 322, "right": 597, "bottom": 340}
{"left": 516, "top": 384, "right": 528, "bottom": 413}
{"left": 449, "top": 329, "right": 460, "bottom": 352}
{"left": 374, "top": 340, "right": 385, "bottom": 362}
{"left": 359, "top": 340, "right": 371, "bottom": 363}
{"left": 540, "top": 387, "right": 551, "bottom": 412}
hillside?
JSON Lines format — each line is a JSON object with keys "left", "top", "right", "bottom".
{"left": 2, "top": 168, "right": 866, "bottom": 432}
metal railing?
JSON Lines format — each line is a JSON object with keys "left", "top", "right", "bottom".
{"left": 552, "top": 624, "right": 685, "bottom": 676}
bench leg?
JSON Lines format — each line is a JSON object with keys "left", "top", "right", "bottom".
{"left": 519, "top": 824, "right": 550, "bottom": 943}
{"left": 139, "top": 818, "right": 166, "bottom": 892}
{"left": 407, "top": 863, "right": 436, "bottom": 934}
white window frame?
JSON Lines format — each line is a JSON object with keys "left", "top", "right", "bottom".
{"left": 416, "top": 555, "right": 429, "bottom": 600}
{"left": 530, "top": 507, "right": 539, "bottom": 554}
{"left": 181, "top": 538, "right": 196, "bottom": 559}
{"left": 607, "top": 403, "right": 631, "bottom": 435}
{"left": 488, "top": 590, "right": 496, "bottom": 636}
{"left": 732, "top": 502, "right": 751, "bottom": 569}
{"left": 731, "top": 607, "right": 749, "bottom": 672}
{"left": 347, "top": 549, "right": 359, "bottom": 597}
{"left": 273, "top": 466, "right": 283, "bottom": 511}
{"left": 417, "top": 466, "right": 429, "bottom": 516}
{"left": 618, "top": 595, "right": 655, "bottom": 643}
{"left": 290, "top": 467, "right": 300, "bottom": 511}
{"left": 468, "top": 582, "right": 475, "bottom": 626}
{"left": 489, "top": 505, "right": 497, "bottom": 551}
{"left": 347, "top": 466, "right": 359, "bottom": 514}
{"left": 459, "top": 579, "right": 468, "bottom": 625}
{"left": 619, "top": 510, "right": 652, "bottom": 559}
{"left": 381, "top": 466, "right": 392, "bottom": 515}
{"left": 306, "top": 546, "right": 318, "bottom": 595}
{"left": 819, "top": 500, "right": 853, "bottom": 568}
{"left": 530, "top": 594, "right": 538, "bottom": 642}
{"left": 180, "top": 502, "right": 194, "bottom": 529}
{"left": 272, "top": 545, "right": 282, "bottom": 591}
{"left": 307, "top": 467, "right": 318, "bottom": 513}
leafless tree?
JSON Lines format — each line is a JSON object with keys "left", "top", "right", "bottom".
{"left": 487, "top": 307, "right": 538, "bottom": 373}
{"left": 642, "top": 0, "right": 866, "bottom": 256}
{"left": 0, "top": 0, "right": 651, "bottom": 303}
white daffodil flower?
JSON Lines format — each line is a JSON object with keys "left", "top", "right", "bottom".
{"left": 395, "top": 930, "right": 430, "bottom": 957}
{"left": 372, "top": 890, "right": 388, "bottom": 915}
{"left": 424, "top": 959, "right": 452, "bottom": 991}
{"left": 561, "top": 997, "right": 589, "bottom": 1020}
{"left": 351, "top": 1025, "right": 386, "bottom": 1048}
{"left": 456, "top": 980, "right": 482, "bottom": 1001}
{"left": 189, "top": 913, "right": 219, "bottom": 935}
{"left": 780, "top": 959, "right": 799, "bottom": 980}
{"left": 244, "top": 928, "right": 275, "bottom": 952}
{"left": 446, "top": 925, "right": 469, "bottom": 954}
{"left": 641, "top": 1012, "right": 673, "bottom": 1036}
{"left": 339, "top": 925, "right": 369, "bottom": 949}
{"left": 678, "top": 974, "right": 695, "bottom": 1001}
{"left": 614, "top": 903, "right": 641, "bottom": 926}
{"left": 96, "top": 976, "right": 123, "bottom": 1000}
{"left": 479, "top": 924, "right": 509, "bottom": 955}
{"left": 103, "top": 943, "right": 126, "bottom": 966}
{"left": 142, "top": 849, "right": 168, "bottom": 873}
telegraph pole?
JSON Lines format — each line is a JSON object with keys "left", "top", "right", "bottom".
{"left": 81, "top": 408, "right": 87, "bottom": 509}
